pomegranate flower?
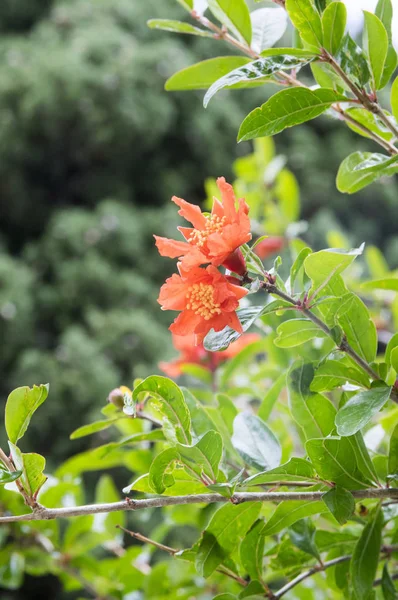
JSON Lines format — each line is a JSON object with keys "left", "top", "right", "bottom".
{"left": 159, "top": 332, "right": 261, "bottom": 378}
{"left": 154, "top": 177, "right": 251, "bottom": 275}
{"left": 158, "top": 263, "right": 248, "bottom": 344}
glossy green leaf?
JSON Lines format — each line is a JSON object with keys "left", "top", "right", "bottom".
{"left": 9, "top": 442, "right": 47, "bottom": 498}
{"left": 204, "top": 54, "right": 315, "bottom": 107}
{"left": 388, "top": 424, "right": 398, "bottom": 477}
{"left": 391, "top": 76, "right": 398, "bottom": 121}
{"left": 0, "top": 469, "right": 23, "bottom": 485}
{"left": 262, "top": 499, "right": 328, "bottom": 536}
{"left": 379, "top": 44, "right": 398, "bottom": 90}
{"left": 177, "top": 430, "right": 223, "bottom": 482}
{"left": 240, "top": 520, "right": 266, "bottom": 580}
{"left": 238, "top": 88, "right": 345, "bottom": 141}
{"left": 337, "top": 151, "right": 398, "bottom": 194}
{"left": 376, "top": 0, "right": 393, "bottom": 38}
{"left": 381, "top": 563, "right": 398, "bottom": 600}
{"left": 148, "top": 448, "right": 180, "bottom": 494}
{"left": 349, "top": 432, "right": 380, "bottom": 486}
{"left": 322, "top": 486, "right": 355, "bottom": 524}
{"left": 260, "top": 47, "right": 318, "bottom": 58}
{"left": 242, "top": 457, "right": 317, "bottom": 487}
{"left": 311, "top": 360, "right": 370, "bottom": 392}
{"left": 336, "top": 34, "right": 371, "bottom": 87}
{"left": 285, "top": 0, "right": 323, "bottom": 49}
{"left": 287, "top": 360, "right": 336, "bottom": 440}
{"left": 274, "top": 318, "right": 327, "bottom": 347}
{"left": 166, "top": 57, "right": 250, "bottom": 91}
{"left": 306, "top": 437, "right": 372, "bottom": 489}
{"left": 133, "top": 376, "right": 191, "bottom": 444}
{"left": 147, "top": 19, "right": 213, "bottom": 37}
{"left": 289, "top": 247, "right": 312, "bottom": 292}
{"left": 196, "top": 502, "right": 261, "bottom": 576}
{"left": 322, "top": 1, "right": 347, "bottom": 54}
{"left": 304, "top": 244, "right": 363, "bottom": 290}
{"left": 336, "top": 293, "right": 377, "bottom": 363}
{"left": 386, "top": 333, "right": 398, "bottom": 367}
{"left": 250, "top": 7, "right": 287, "bottom": 53}
{"left": 345, "top": 108, "right": 394, "bottom": 141}
{"left": 5, "top": 384, "right": 49, "bottom": 444}
{"left": 288, "top": 518, "right": 320, "bottom": 560}
{"left": 351, "top": 504, "right": 383, "bottom": 599}
{"left": 208, "top": 0, "right": 252, "bottom": 44}
{"left": 204, "top": 306, "right": 264, "bottom": 351}
{"left": 70, "top": 417, "right": 125, "bottom": 439}
{"left": 232, "top": 412, "right": 281, "bottom": 471}
{"left": 363, "top": 11, "right": 388, "bottom": 90}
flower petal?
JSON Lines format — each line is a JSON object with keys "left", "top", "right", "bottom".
{"left": 172, "top": 196, "right": 207, "bottom": 229}
{"left": 154, "top": 235, "right": 191, "bottom": 258}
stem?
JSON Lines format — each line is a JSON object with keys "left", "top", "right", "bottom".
{"left": 0, "top": 447, "right": 37, "bottom": 508}
{"left": 0, "top": 488, "right": 397, "bottom": 523}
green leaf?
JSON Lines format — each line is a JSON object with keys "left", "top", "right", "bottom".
{"left": 363, "top": 11, "right": 389, "bottom": 90}
{"left": 388, "top": 424, "right": 398, "bottom": 477}
{"left": 251, "top": 7, "right": 287, "bottom": 53}
{"left": 287, "top": 360, "right": 336, "bottom": 440}
{"left": 166, "top": 57, "right": 250, "bottom": 91}
{"left": 336, "top": 34, "right": 371, "bottom": 87}
{"left": 196, "top": 502, "right": 261, "bottom": 576}
{"left": 274, "top": 318, "right": 327, "bottom": 347}
{"left": 289, "top": 247, "right": 312, "bottom": 292}
{"left": 288, "top": 518, "right": 320, "bottom": 561}
{"left": 204, "top": 306, "right": 264, "bottom": 351}
{"left": 262, "top": 499, "right": 328, "bottom": 536}
{"left": 177, "top": 430, "right": 223, "bottom": 482}
{"left": 376, "top": 0, "right": 393, "bottom": 39}
{"left": 306, "top": 437, "right": 373, "bottom": 489}
{"left": 204, "top": 55, "right": 315, "bottom": 107}
{"left": 392, "top": 76, "right": 398, "bottom": 122}
{"left": 238, "top": 88, "right": 346, "bottom": 141}
{"left": 133, "top": 376, "right": 191, "bottom": 444}
{"left": 351, "top": 505, "right": 383, "bottom": 599}
{"left": 242, "top": 458, "right": 317, "bottom": 486}
{"left": 304, "top": 244, "right": 364, "bottom": 290}
{"left": 147, "top": 19, "right": 213, "bottom": 37}
{"left": 379, "top": 44, "right": 398, "bottom": 90}
{"left": 208, "top": 0, "right": 252, "bottom": 44}
{"left": 335, "top": 385, "right": 392, "bottom": 437}
{"left": 95, "top": 475, "right": 124, "bottom": 535}
{"left": 148, "top": 448, "right": 180, "bottom": 494}
{"left": 345, "top": 108, "right": 394, "bottom": 141}
{"left": 336, "top": 293, "right": 378, "bottom": 363}
{"left": 285, "top": 0, "right": 323, "bottom": 49}
{"left": 0, "top": 553, "right": 25, "bottom": 590}
{"left": 240, "top": 520, "right": 266, "bottom": 580}
{"left": 381, "top": 563, "right": 398, "bottom": 600}
{"left": 258, "top": 373, "right": 285, "bottom": 421}
{"left": 322, "top": 486, "right": 355, "bottom": 524}
{"left": 8, "top": 442, "right": 46, "bottom": 498}
{"left": 70, "top": 417, "right": 125, "bottom": 440}
{"left": 260, "top": 47, "right": 319, "bottom": 58}
{"left": 232, "top": 412, "right": 281, "bottom": 471}
{"left": 386, "top": 333, "right": 398, "bottom": 367}
{"left": 362, "top": 277, "right": 398, "bottom": 291}
{"left": 5, "top": 384, "right": 49, "bottom": 444}
{"left": 311, "top": 360, "right": 370, "bottom": 392}
{"left": 322, "top": 1, "right": 347, "bottom": 54}
{"left": 337, "top": 151, "right": 398, "bottom": 194}
{"left": 0, "top": 469, "right": 23, "bottom": 485}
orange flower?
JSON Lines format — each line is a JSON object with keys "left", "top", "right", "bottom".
{"left": 158, "top": 263, "right": 248, "bottom": 344}
{"left": 255, "top": 236, "right": 285, "bottom": 260}
{"left": 154, "top": 177, "right": 251, "bottom": 275}
{"left": 159, "top": 332, "right": 261, "bottom": 378}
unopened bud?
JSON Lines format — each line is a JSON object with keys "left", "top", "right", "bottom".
{"left": 222, "top": 247, "right": 247, "bottom": 276}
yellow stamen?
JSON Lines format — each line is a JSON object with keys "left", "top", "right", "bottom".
{"left": 188, "top": 215, "right": 226, "bottom": 248}
{"left": 185, "top": 282, "right": 222, "bottom": 321}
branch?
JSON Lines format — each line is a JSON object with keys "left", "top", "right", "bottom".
{"left": 1, "top": 488, "right": 397, "bottom": 523}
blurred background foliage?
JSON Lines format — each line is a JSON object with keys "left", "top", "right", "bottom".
{"left": 0, "top": 0, "right": 397, "bottom": 465}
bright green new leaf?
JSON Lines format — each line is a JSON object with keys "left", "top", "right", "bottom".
{"left": 288, "top": 518, "right": 321, "bottom": 561}
{"left": 287, "top": 360, "right": 337, "bottom": 440}
{"left": 70, "top": 417, "right": 125, "bottom": 440}
{"left": 232, "top": 412, "right": 281, "bottom": 471}
{"left": 337, "top": 151, "right": 398, "bottom": 193}
{"left": 243, "top": 458, "right": 317, "bottom": 487}
{"left": 379, "top": 45, "right": 398, "bottom": 90}
{"left": 388, "top": 424, "right": 398, "bottom": 477}
{"left": 376, "top": 0, "right": 393, "bottom": 38}
{"left": 196, "top": 502, "right": 261, "bottom": 576}
{"left": 204, "top": 55, "right": 315, "bottom": 107}
{"left": 262, "top": 499, "right": 328, "bottom": 536}
{"left": 208, "top": 0, "right": 252, "bottom": 45}
{"left": 250, "top": 7, "right": 287, "bottom": 53}
{"left": 240, "top": 520, "right": 266, "bottom": 580}
{"left": 322, "top": 2, "right": 347, "bottom": 54}
{"left": 133, "top": 376, "right": 191, "bottom": 444}
{"left": 362, "top": 277, "right": 398, "bottom": 292}
{"left": 238, "top": 88, "right": 346, "bottom": 141}
{"left": 289, "top": 247, "right": 312, "bottom": 292}
{"left": 391, "top": 77, "right": 398, "bottom": 121}
{"left": 336, "top": 293, "right": 377, "bottom": 363}
{"left": 304, "top": 244, "right": 363, "bottom": 290}
{"left": 166, "top": 57, "right": 250, "bottom": 91}
{"left": 322, "top": 486, "right": 355, "bottom": 524}
{"left": 9, "top": 442, "right": 47, "bottom": 498}
{"left": 311, "top": 360, "right": 370, "bottom": 392}
{"left": 285, "top": 0, "right": 323, "bottom": 49}
{"left": 363, "top": 11, "right": 388, "bottom": 90}
{"left": 177, "top": 430, "right": 223, "bottom": 482}
{"left": 345, "top": 108, "right": 394, "bottom": 142}
{"left": 306, "top": 437, "right": 373, "bottom": 489}
{"left": 386, "top": 333, "right": 398, "bottom": 367}
{"left": 148, "top": 448, "right": 179, "bottom": 494}
{"left": 147, "top": 19, "right": 213, "bottom": 37}
{"left": 5, "top": 384, "right": 49, "bottom": 445}
{"left": 274, "top": 318, "right": 327, "bottom": 348}
{"left": 351, "top": 505, "right": 383, "bottom": 599}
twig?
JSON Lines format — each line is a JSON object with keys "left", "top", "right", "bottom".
{"left": 0, "top": 488, "right": 397, "bottom": 524}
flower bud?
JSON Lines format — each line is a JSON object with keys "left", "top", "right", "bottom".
{"left": 222, "top": 247, "right": 247, "bottom": 276}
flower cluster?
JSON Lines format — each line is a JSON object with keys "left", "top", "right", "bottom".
{"left": 156, "top": 177, "right": 252, "bottom": 344}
